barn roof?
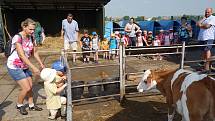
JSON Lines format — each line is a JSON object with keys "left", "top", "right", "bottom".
{"left": 0, "top": 0, "right": 111, "bottom": 10}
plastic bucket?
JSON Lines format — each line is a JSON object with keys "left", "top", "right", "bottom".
{"left": 103, "top": 77, "right": 120, "bottom": 95}
{"left": 87, "top": 80, "right": 102, "bottom": 97}
{"left": 71, "top": 80, "right": 84, "bottom": 100}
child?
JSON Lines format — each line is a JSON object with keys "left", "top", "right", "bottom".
{"left": 40, "top": 68, "right": 67, "bottom": 120}
{"left": 147, "top": 31, "right": 154, "bottom": 46}
{"left": 101, "top": 35, "right": 109, "bottom": 59}
{"left": 91, "top": 32, "right": 100, "bottom": 64}
{"left": 80, "top": 30, "right": 92, "bottom": 63}
{"left": 153, "top": 35, "right": 162, "bottom": 60}
{"left": 136, "top": 30, "right": 143, "bottom": 47}
{"left": 121, "top": 32, "right": 129, "bottom": 47}
{"left": 115, "top": 31, "right": 120, "bottom": 57}
{"left": 143, "top": 30, "right": 149, "bottom": 46}
{"left": 109, "top": 33, "right": 117, "bottom": 60}
{"left": 164, "top": 31, "right": 170, "bottom": 46}
{"left": 169, "top": 29, "right": 174, "bottom": 45}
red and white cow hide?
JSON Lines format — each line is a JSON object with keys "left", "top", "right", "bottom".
{"left": 137, "top": 69, "right": 215, "bottom": 121}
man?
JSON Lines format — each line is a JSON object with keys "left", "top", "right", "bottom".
{"left": 197, "top": 8, "right": 215, "bottom": 72}
{"left": 124, "top": 18, "right": 140, "bottom": 46}
{"left": 61, "top": 13, "right": 79, "bottom": 63}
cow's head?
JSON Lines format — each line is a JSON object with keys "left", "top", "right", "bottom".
{"left": 137, "top": 68, "right": 175, "bottom": 92}
{"left": 137, "top": 69, "right": 157, "bottom": 92}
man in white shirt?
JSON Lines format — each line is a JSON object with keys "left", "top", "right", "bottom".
{"left": 61, "top": 13, "right": 79, "bottom": 63}
{"left": 197, "top": 8, "right": 215, "bottom": 72}
{"left": 124, "top": 18, "right": 140, "bottom": 46}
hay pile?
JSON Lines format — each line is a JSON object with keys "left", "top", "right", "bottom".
{"left": 38, "top": 34, "right": 83, "bottom": 51}
{"left": 39, "top": 37, "right": 63, "bottom": 51}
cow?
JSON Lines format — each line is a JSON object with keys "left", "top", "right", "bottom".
{"left": 137, "top": 68, "right": 215, "bottom": 121}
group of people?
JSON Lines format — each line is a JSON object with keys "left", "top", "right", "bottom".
{"left": 5, "top": 7, "right": 215, "bottom": 120}
{"left": 124, "top": 17, "right": 192, "bottom": 48}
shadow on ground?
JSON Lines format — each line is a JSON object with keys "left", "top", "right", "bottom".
{"left": 106, "top": 99, "right": 181, "bottom": 121}
{"left": 0, "top": 101, "right": 13, "bottom": 121}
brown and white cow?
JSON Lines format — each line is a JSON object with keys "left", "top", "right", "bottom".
{"left": 137, "top": 68, "right": 215, "bottom": 121}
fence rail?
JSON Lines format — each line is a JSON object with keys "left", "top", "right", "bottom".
{"left": 61, "top": 41, "right": 215, "bottom": 121}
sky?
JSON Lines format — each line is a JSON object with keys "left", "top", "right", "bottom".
{"left": 105, "top": 0, "right": 215, "bottom": 18}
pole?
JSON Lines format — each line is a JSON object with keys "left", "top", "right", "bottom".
{"left": 63, "top": 49, "right": 72, "bottom": 121}
{"left": 180, "top": 41, "right": 186, "bottom": 69}
{"left": 119, "top": 40, "right": 125, "bottom": 102}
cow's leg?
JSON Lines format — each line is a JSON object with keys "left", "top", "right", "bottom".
{"left": 167, "top": 105, "right": 175, "bottom": 121}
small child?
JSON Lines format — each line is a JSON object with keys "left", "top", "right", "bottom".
{"left": 121, "top": 32, "right": 129, "bottom": 47}
{"left": 169, "top": 29, "right": 174, "bottom": 45}
{"left": 91, "top": 32, "right": 100, "bottom": 64}
{"left": 136, "top": 30, "right": 143, "bottom": 47}
{"left": 153, "top": 35, "right": 162, "bottom": 60}
{"left": 101, "top": 35, "right": 109, "bottom": 59}
{"left": 80, "top": 30, "right": 92, "bottom": 63}
{"left": 147, "top": 31, "right": 154, "bottom": 46}
{"left": 115, "top": 31, "right": 120, "bottom": 57}
{"left": 40, "top": 68, "right": 67, "bottom": 120}
{"left": 164, "top": 31, "right": 170, "bottom": 46}
{"left": 109, "top": 33, "right": 117, "bottom": 60}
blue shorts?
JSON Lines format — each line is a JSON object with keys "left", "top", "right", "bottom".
{"left": 7, "top": 68, "right": 32, "bottom": 81}
{"left": 199, "top": 39, "right": 214, "bottom": 51}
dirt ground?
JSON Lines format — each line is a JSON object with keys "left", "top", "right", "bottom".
{"left": 1, "top": 37, "right": 214, "bottom": 121}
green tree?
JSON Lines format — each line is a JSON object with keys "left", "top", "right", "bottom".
{"left": 123, "top": 16, "right": 130, "bottom": 20}
{"left": 213, "top": 13, "right": 215, "bottom": 16}
{"left": 135, "top": 16, "right": 145, "bottom": 21}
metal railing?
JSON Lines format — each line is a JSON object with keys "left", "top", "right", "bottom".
{"left": 62, "top": 41, "right": 215, "bottom": 121}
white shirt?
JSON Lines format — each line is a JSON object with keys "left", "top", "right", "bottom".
{"left": 125, "top": 23, "right": 139, "bottom": 37}
{"left": 62, "top": 19, "right": 79, "bottom": 42}
{"left": 198, "top": 15, "right": 215, "bottom": 41}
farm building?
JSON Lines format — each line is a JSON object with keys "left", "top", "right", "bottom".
{"left": 0, "top": 0, "right": 111, "bottom": 51}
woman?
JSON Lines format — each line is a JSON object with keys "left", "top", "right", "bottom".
{"left": 124, "top": 18, "right": 140, "bottom": 46}
{"left": 7, "top": 18, "right": 44, "bottom": 115}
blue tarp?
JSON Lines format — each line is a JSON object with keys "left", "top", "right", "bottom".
{"left": 118, "top": 20, "right": 129, "bottom": 28}
{"left": 104, "top": 21, "right": 113, "bottom": 39}
{"left": 138, "top": 21, "right": 161, "bottom": 35}
{"left": 104, "top": 21, "right": 122, "bottom": 38}
{"left": 158, "top": 20, "right": 174, "bottom": 30}
{"left": 138, "top": 21, "right": 154, "bottom": 31}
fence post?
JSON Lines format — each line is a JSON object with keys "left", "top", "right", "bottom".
{"left": 180, "top": 41, "right": 186, "bottom": 69}
{"left": 63, "top": 49, "right": 73, "bottom": 121}
{"left": 119, "top": 41, "right": 125, "bottom": 102}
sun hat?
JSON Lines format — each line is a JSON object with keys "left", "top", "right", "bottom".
{"left": 92, "top": 32, "right": 97, "bottom": 36}
{"left": 103, "top": 34, "right": 108, "bottom": 38}
{"left": 40, "top": 68, "right": 57, "bottom": 83}
{"left": 52, "top": 60, "right": 66, "bottom": 73}
{"left": 114, "top": 31, "right": 120, "bottom": 35}
{"left": 148, "top": 31, "right": 153, "bottom": 34}
{"left": 111, "top": 33, "right": 115, "bottom": 37}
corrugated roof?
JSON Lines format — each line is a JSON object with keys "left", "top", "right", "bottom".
{"left": 0, "top": 0, "right": 111, "bottom": 10}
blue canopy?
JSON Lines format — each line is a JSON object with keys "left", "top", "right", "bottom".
{"left": 118, "top": 20, "right": 129, "bottom": 28}
{"left": 104, "top": 21, "right": 113, "bottom": 39}
{"left": 158, "top": 20, "right": 174, "bottom": 30}
{"left": 138, "top": 21, "right": 161, "bottom": 35}
{"left": 104, "top": 21, "right": 122, "bottom": 39}
{"left": 138, "top": 21, "right": 154, "bottom": 31}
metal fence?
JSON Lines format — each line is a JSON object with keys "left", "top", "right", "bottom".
{"left": 62, "top": 41, "right": 215, "bottom": 121}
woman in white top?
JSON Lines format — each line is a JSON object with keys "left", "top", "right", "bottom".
{"left": 124, "top": 18, "right": 140, "bottom": 46}
{"left": 7, "top": 18, "right": 44, "bottom": 115}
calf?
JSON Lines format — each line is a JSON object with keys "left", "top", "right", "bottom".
{"left": 137, "top": 69, "right": 215, "bottom": 121}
